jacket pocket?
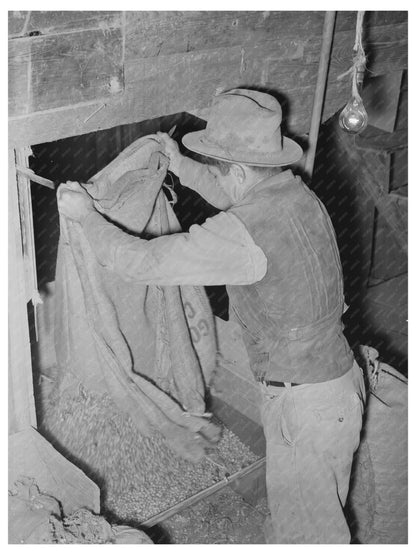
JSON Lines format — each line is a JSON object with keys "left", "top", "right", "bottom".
{"left": 230, "top": 304, "right": 262, "bottom": 341}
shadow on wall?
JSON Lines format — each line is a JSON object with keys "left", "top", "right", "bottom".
{"left": 312, "top": 112, "right": 407, "bottom": 375}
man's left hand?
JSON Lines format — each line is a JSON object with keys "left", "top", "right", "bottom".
{"left": 57, "top": 181, "right": 95, "bottom": 223}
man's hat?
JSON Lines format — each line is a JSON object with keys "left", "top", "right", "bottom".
{"left": 182, "top": 88, "right": 303, "bottom": 167}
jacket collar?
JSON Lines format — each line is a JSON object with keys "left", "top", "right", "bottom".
{"left": 240, "top": 169, "right": 296, "bottom": 201}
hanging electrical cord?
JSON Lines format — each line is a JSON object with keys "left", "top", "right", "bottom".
{"left": 338, "top": 11, "right": 369, "bottom": 134}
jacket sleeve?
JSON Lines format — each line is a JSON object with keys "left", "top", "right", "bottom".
{"left": 81, "top": 210, "right": 267, "bottom": 286}
{"left": 175, "top": 157, "right": 233, "bottom": 210}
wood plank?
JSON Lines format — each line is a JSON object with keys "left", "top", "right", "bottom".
{"left": 210, "top": 396, "right": 266, "bottom": 458}
{"left": 261, "top": 59, "right": 319, "bottom": 92}
{"left": 368, "top": 40, "right": 408, "bottom": 76}
{"left": 140, "top": 458, "right": 266, "bottom": 527}
{"left": 329, "top": 39, "right": 408, "bottom": 78}
{"left": 230, "top": 457, "right": 267, "bottom": 506}
{"left": 124, "top": 41, "right": 316, "bottom": 136}
{"left": 123, "top": 41, "right": 306, "bottom": 122}
{"left": 9, "top": 427, "right": 100, "bottom": 515}
{"left": 335, "top": 10, "right": 408, "bottom": 31}
{"left": 310, "top": 22, "right": 409, "bottom": 78}
{"left": 212, "top": 364, "right": 263, "bottom": 427}
{"left": 9, "top": 10, "right": 122, "bottom": 38}
{"left": 8, "top": 39, "right": 30, "bottom": 116}
{"left": 15, "top": 147, "right": 39, "bottom": 304}
{"left": 9, "top": 27, "right": 124, "bottom": 116}
{"left": 125, "top": 11, "right": 324, "bottom": 59}
{"left": 8, "top": 149, "right": 37, "bottom": 434}
{"left": 31, "top": 29, "right": 124, "bottom": 112}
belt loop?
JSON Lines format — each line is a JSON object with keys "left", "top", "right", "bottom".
{"left": 284, "top": 382, "right": 292, "bottom": 389}
{"left": 259, "top": 379, "right": 268, "bottom": 394}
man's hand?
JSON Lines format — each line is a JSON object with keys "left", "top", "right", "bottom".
{"left": 57, "top": 181, "right": 95, "bottom": 224}
{"left": 156, "top": 132, "right": 183, "bottom": 175}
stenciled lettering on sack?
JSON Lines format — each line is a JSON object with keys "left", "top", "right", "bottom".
{"left": 184, "top": 301, "right": 209, "bottom": 344}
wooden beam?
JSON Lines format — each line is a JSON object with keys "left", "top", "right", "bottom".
{"left": 9, "top": 10, "right": 122, "bottom": 38}
{"left": 8, "top": 149, "right": 37, "bottom": 434}
{"left": 15, "top": 147, "right": 39, "bottom": 305}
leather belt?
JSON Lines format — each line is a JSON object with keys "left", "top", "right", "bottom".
{"left": 258, "top": 378, "right": 300, "bottom": 387}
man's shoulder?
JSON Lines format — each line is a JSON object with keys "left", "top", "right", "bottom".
{"left": 232, "top": 173, "right": 306, "bottom": 215}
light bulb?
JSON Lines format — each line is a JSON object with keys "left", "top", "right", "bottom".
{"left": 339, "top": 96, "right": 368, "bottom": 134}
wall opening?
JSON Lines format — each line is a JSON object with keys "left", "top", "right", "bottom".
{"left": 29, "top": 112, "right": 229, "bottom": 322}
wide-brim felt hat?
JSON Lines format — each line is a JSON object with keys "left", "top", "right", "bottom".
{"left": 182, "top": 88, "right": 303, "bottom": 167}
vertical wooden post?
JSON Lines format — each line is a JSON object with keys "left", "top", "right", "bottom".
{"left": 8, "top": 149, "right": 37, "bottom": 433}
{"left": 304, "top": 11, "right": 337, "bottom": 181}
{"left": 15, "top": 147, "right": 40, "bottom": 305}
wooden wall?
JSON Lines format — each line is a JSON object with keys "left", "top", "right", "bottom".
{"left": 9, "top": 11, "right": 407, "bottom": 147}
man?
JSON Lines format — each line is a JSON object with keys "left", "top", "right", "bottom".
{"left": 57, "top": 88, "right": 365, "bottom": 543}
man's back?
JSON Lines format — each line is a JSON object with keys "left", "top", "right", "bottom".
{"left": 227, "top": 170, "right": 354, "bottom": 384}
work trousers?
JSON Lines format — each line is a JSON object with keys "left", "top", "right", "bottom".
{"left": 260, "top": 362, "right": 366, "bottom": 544}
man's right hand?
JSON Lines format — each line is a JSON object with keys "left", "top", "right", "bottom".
{"left": 57, "top": 181, "right": 95, "bottom": 224}
{"left": 156, "top": 132, "right": 183, "bottom": 175}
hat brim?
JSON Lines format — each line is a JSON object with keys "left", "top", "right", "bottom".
{"left": 182, "top": 131, "right": 303, "bottom": 167}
